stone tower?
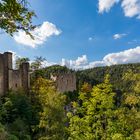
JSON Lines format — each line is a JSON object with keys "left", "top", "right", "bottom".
{"left": 0, "top": 52, "right": 30, "bottom": 96}
{"left": 51, "top": 72, "right": 76, "bottom": 93}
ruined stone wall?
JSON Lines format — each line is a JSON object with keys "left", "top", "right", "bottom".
{"left": 51, "top": 73, "right": 76, "bottom": 93}
{"left": 20, "top": 63, "right": 30, "bottom": 91}
{"left": 9, "top": 70, "right": 22, "bottom": 91}
{"left": 0, "top": 52, "right": 30, "bottom": 96}
{"left": 3, "top": 52, "right": 12, "bottom": 93}
{"left": 9, "top": 63, "right": 30, "bottom": 92}
{"left": 0, "top": 54, "right": 4, "bottom": 95}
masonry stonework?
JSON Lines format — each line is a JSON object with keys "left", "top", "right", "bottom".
{"left": 0, "top": 52, "right": 30, "bottom": 96}
{"left": 51, "top": 73, "right": 76, "bottom": 93}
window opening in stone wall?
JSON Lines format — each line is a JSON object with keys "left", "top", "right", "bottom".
{"left": 15, "top": 83, "right": 17, "bottom": 88}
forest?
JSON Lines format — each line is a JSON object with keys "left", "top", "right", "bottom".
{"left": 0, "top": 0, "right": 140, "bottom": 140}
{"left": 0, "top": 63, "right": 140, "bottom": 140}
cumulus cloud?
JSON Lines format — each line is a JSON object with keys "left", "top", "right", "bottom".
{"left": 98, "top": 0, "right": 140, "bottom": 19}
{"left": 4, "top": 46, "right": 140, "bottom": 70}
{"left": 61, "top": 55, "right": 88, "bottom": 69}
{"left": 113, "top": 33, "right": 127, "bottom": 39}
{"left": 103, "top": 46, "right": 140, "bottom": 65}
{"left": 84, "top": 46, "right": 140, "bottom": 69}
{"left": 6, "top": 47, "right": 140, "bottom": 70}
{"left": 60, "top": 46, "right": 140, "bottom": 70}
{"left": 98, "top": 0, "right": 120, "bottom": 13}
{"left": 14, "top": 21, "right": 61, "bottom": 48}
{"left": 121, "top": 0, "right": 140, "bottom": 18}
{"left": 41, "top": 60, "right": 57, "bottom": 68}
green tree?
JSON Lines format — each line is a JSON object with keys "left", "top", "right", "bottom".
{"left": 15, "top": 57, "right": 30, "bottom": 69}
{"left": 31, "top": 56, "right": 46, "bottom": 71}
{"left": 120, "top": 71, "right": 140, "bottom": 139}
{"left": 67, "top": 75, "right": 116, "bottom": 140}
{"left": 32, "top": 77, "right": 67, "bottom": 140}
{"left": 0, "top": 0, "right": 35, "bottom": 35}
{"left": 67, "top": 73, "right": 140, "bottom": 140}
{"left": 0, "top": 123, "right": 8, "bottom": 140}
{"left": 80, "top": 82, "right": 92, "bottom": 93}
{"left": 0, "top": 91, "right": 38, "bottom": 139}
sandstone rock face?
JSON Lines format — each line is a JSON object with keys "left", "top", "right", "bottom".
{"left": 0, "top": 52, "right": 30, "bottom": 96}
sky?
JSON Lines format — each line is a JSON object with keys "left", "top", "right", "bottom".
{"left": 1, "top": 0, "right": 140, "bottom": 69}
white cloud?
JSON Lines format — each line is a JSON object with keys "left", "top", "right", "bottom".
{"left": 103, "top": 46, "right": 140, "bottom": 65}
{"left": 41, "top": 60, "right": 57, "bottom": 68}
{"left": 60, "top": 46, "right": 140, "bottom": 70}
{"left": 121, "top": 0, "right": 140, "bottom": 18}
{"left": 84, "top": 46, "right": 140, "bottom": 69}
{"left": 7, "top": 47, "right": 140, "bottom": 70}
{"left": 98, "top": 0, "right": 120, "bottom": 13}
{"left": 61, "top": 55, "right": 88, "bottom": 69}
{"left": 113, "top": 33, "right": 127, "bottom": 39}
{"left": 14, "top": 21, "right": 61, "bottom": 48}
{"left": 98, "top": 0, "right": 140, "bottom": 19}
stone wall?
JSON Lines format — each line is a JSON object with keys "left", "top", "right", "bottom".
{"left": 0, "top": 54, "right": 4, "bottom": 95}
{"left": 20, "top": 62, "right": 30, "bottom": 92}
{"left": 4, "top": 52, "right": 12, "bottom": 93}
{"left": 0, "top": 52, "right": 30, "bottom": 96}
{"left": 51, "top": 73, "right": 76, "bottom": 93}
{"left": 9, "top": 70, "right": 22, "bottom": 91}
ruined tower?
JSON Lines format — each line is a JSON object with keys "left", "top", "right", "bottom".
{"left": 0, "top": 52, "right": 30, "bottom": 96}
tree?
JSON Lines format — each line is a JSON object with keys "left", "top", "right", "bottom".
{"left": 0, "top": 0, "right": 35, "bottom": 36}
{"left": 120, "top": 71, "right": 140, "bottom": 139}
{"left": 15, "top": 57, "right": 30, "bottom": 69}
{"left": 31, "top": 56, "right": 46, "bottom": 71}
{"left": 32, "top": 78, "right": 67, "bottom": 140}
{"left": 0, "top": 123, "right": 8, "bottom": 140}
{"left": 80, "top": 82, "right": 92, "bottom": 93}
{"left": 67, "top": 75, "right": 116, "bottom": 140}
{"left": 0, "top": 91, "right": 38, "bottom": 139}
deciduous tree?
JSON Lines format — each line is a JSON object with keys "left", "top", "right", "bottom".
{"left": 0, "top": 0, "right": 35, "bottom": 35}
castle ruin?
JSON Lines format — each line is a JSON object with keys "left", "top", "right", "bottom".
{"left": 0, "top": 52, "right": 30, "bottom": 96}
{"left": 0, "top": 52, "right": 76, "bottom": 95}
{"left": 51, "top": 73, "right": 76, "bottom": 93}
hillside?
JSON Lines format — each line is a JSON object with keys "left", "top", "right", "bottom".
{"left": 32, "top": 63, "right": 140, "bottom": 91}
{"left": 77, "top": 63, "right": 140, "bottom": 90}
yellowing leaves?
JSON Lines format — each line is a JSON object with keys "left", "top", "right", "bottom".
{"left": 125, "top": 95, "right": 139, "bottom": 106}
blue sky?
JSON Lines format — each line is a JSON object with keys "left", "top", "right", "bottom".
{"left": 1, "top": 0, "right": 140, "bottom": 69}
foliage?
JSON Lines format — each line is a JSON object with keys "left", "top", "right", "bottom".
{"left": 32, "top": 77, "right": 67, "bottom": 140}
{"left": 80, "top": 82, "right": 92, "bottom": 93}
{"left": 0, "top": 0, "right": 35, "bottom": 35}
{"left": 15, "top": 57, "right": 30, "bottom": 69}
{"left": 31, "top": 65, "right": 73, "bottom": 83}
{"left": 31, "top": 56, "right": 46, "bottom": 71}
{"left": 64, "top": 91, "right": 79, "bottom": 104}
{"left": 67, "top": 74, "right": 140, "bottom": 140}
{"left": 0, "top": 91, "right": 38, "bottom": 139}
{"left": 68, "top": 76, "right": 116, "bottom": 140}
{"left": 0, "top": 123, "right": 9, "bottom": 140}
{"left": 77, "top": 63, "right": 140, "bottom": 90}
{"left": 0, "top": 63, "right": 140, "bottom": 139}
